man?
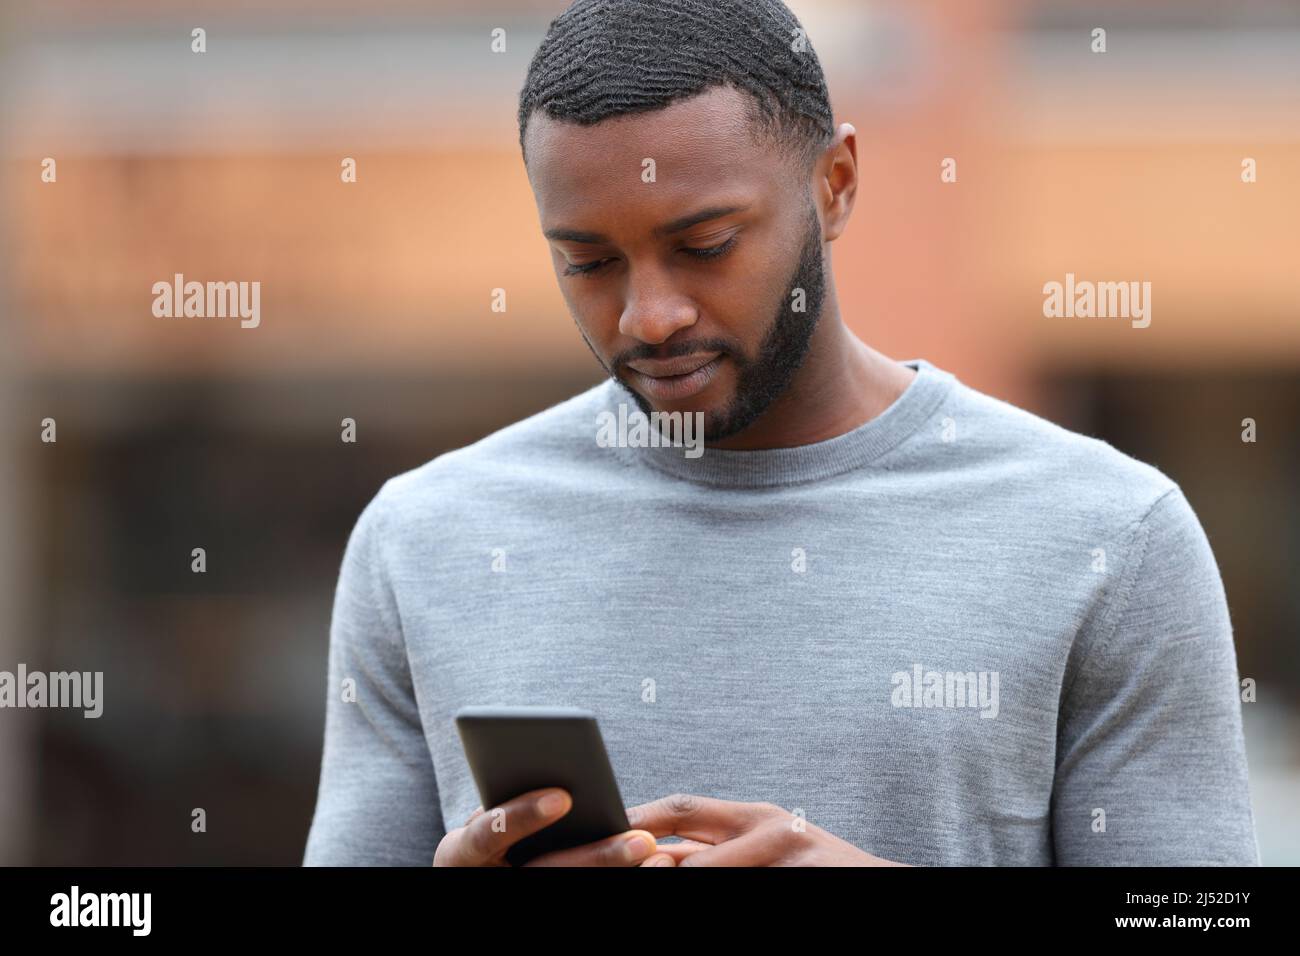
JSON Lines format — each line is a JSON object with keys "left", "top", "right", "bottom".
{"left": 303, "top": 0, "right": 1258, "bottom": 866}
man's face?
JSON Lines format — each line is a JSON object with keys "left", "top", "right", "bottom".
{"left": 524, "top": 84, "right": 826, "bottom": 442}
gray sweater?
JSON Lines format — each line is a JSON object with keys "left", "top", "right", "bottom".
{"left": 303, "top": 358, "right": 1259, "bottom": 866}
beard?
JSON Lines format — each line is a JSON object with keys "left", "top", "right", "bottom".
{"left": 609, "top": 200, "right": 827, "bottom": 443}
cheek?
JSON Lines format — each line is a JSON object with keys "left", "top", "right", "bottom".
{"left": 559, "top": 286, "right": 622, "bottom": 353}
{"left": 702, "top": 276, "right": 778, "bottom": 349}
{"left": 720, "top": 239, "right": 787, "bottom": 316}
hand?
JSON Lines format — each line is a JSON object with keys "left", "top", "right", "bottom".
{"left": 432, "top": 787, "right": 677, "bottom": 867}
{"left": 626, "top": 794, "right": 910, "bottom": 866}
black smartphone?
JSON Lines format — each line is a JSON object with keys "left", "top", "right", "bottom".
{"left": 453, "top": 705, "right": 632, "bottom": 866}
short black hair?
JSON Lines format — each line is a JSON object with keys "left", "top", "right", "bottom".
{"left": 518, "top": 0, "right": 835, "bottom": 173}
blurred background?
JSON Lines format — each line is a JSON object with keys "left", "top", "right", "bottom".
{"left": 0, "top": 0, "right": 1297, "bottom": 864}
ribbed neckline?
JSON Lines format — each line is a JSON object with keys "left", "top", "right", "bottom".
{"left": 604, "top": 358, "right": 955, "bottom": 489}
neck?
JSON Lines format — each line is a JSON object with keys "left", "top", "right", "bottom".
{"left": 709, "top": 285, "right": 916, "bottom": 451}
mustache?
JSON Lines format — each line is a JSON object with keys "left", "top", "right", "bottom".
{"left": 613, "top": 338, "right": 735, "bottom": 372}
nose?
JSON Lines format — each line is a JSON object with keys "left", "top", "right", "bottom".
{"left": 617, "top": 263, "right": 698, "bottom": 345}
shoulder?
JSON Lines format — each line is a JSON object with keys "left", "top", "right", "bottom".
{"left": 920, "top": 371, "right": 1183, "bottom": 537}
{"left": 362, "top": 377, "right": 619, "bottom": 529}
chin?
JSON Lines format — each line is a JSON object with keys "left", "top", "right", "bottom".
{"left": 646, "top": 387, "right": 728, "bottom": 421}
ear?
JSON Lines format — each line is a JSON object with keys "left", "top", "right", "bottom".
{"left": 816, "top": 123, "right": 858, "bottom": 243}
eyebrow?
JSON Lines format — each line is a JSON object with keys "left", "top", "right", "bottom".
{"left": 543, "top": 203, "right": 750, "bottom": 244}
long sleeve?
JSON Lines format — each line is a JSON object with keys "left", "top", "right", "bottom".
{"left": 303, "top": 483, "right": 445, "bottom": 865}
{"left": 1051, "top": 486, "right": 1259, "bottom": 865}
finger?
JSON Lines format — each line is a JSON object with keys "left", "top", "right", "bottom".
{"left": 649, "top": 839, "right": 712, "bottom": 863}
{"left": 675, "top": 827, "right": 786, "bottom": 867}
{"left": 463, "top": 805, "right": 485, "bottom": 825}
{"left": 523, "top": 829, "right": 659, "bottom": 868}
{"left": 625, "top": 794, "right": 771, "bottom": 844}
{"left": 639, "top": 853, "right": 677, "bottom": 867}
{"left": 455, "top": 787, "right": 572, "bottom": 865}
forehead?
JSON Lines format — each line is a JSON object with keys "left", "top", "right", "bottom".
{"left": 524, "top": 84, "right": 789, "bottom": 231}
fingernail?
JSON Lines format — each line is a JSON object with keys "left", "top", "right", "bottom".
{"left": 651, "top": 855, "right": 674, "bottom": 867}
{"left": 623, "top": 834, "right": 653, "bottom": 862}
{"left": 538, "top": 792, "right": 568, "bottom": 816}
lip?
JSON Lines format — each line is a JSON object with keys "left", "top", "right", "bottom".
{"left": 626, "top": 351, "right": 722, "bottom": 378}
{"left": 627, "top": 354, "right": 723, "bottom": 402}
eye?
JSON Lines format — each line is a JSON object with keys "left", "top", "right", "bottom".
{"left": 562, "top": 235, "right": 739, "bottom": 279}
{"left": 681, "top": 235, "right": 739, "bottom": 261}
{"left": 563, "top": 257, "right": 615, "bottom": 278}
